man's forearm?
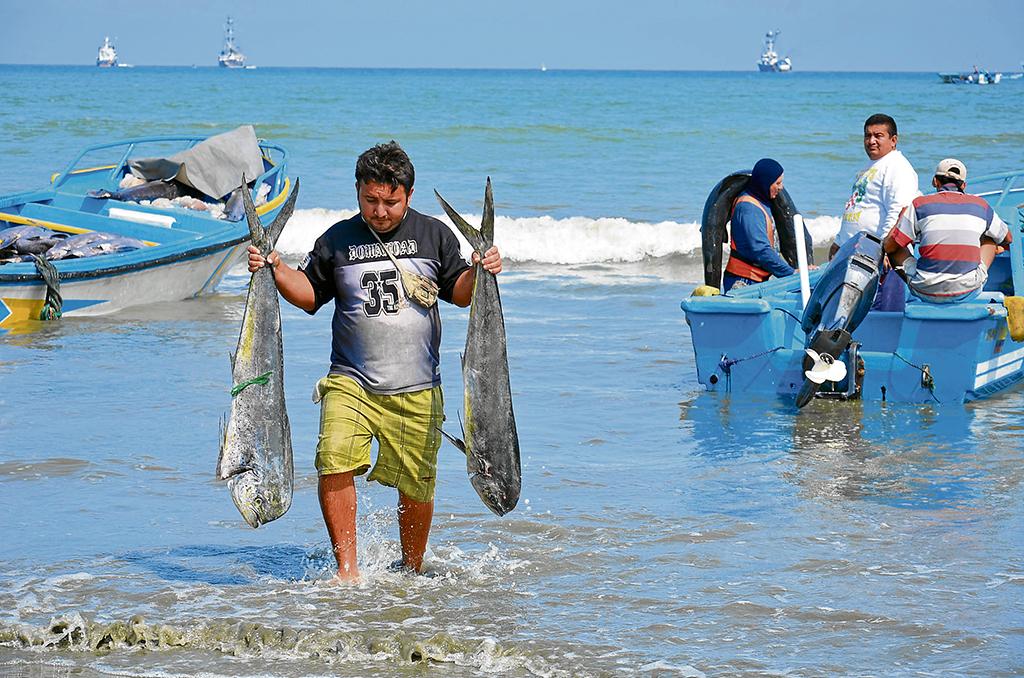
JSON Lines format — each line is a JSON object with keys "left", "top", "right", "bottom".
{"left": 272, "top": 261, "right": 317, "bottom": 312}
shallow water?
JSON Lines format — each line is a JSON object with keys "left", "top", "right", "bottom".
{"left": 3, "top": 262, "right": 1024, "bottom": 676}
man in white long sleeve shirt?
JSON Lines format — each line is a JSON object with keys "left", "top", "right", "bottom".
{"left": 830, "top": 113, "right": 919, "bottom": 311}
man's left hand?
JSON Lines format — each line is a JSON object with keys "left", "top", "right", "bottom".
{"left": 473, "top": 246, "right": 503, "bottom": 275}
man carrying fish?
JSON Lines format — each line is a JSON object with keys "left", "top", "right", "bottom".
{"left": 247, "top": 141, "right": 502, "bottom": 581}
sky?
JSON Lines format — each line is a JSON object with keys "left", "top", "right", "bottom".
{"left": 1, "top": 0, "right": 1022, "bottom": 72}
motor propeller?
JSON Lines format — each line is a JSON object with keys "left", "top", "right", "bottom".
{"left": 803, "top": 348, "right": 847, "bottom": 385}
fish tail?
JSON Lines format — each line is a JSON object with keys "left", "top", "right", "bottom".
{"left": 242, "top": 174, "right": 268, "bottom": 250}
{"left": 481, "top": 177, "right": 494, "bottom": 248}
{"left": 434, "top": 189, "right": 485, "bottom": 251}
{"left": 265, "top": 177, "right": 299, "bottom": 249}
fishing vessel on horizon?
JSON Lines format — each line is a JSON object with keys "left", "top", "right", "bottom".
{"left": 96, "top": 37, "right": 117, "bottom": 68}
{"left": 757, "top": 30, "right": 791, "bottom": 72}
{"left": 218, "top": 17, "right": 246, "bottom": 69}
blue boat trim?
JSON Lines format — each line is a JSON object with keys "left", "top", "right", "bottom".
{"left": 0, "top": 234, "right": 251, "bottom": 284}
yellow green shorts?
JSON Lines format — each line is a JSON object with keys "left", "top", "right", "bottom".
{"left": 314, "top": 374, "right": 443, "bottom": 503}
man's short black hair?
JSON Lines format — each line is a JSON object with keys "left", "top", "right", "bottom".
{"left": 355, "top": 141, "right": 415, "bottom": 193}
{"left": 864, "top": 113, "right": 898, "bottom": 137}
{"left": 934, "top": 174, "right": 965, "bottom": 190}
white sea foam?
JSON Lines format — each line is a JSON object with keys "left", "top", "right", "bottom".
{"left": 277, "top": 208, "right": 841, "bottom": 265}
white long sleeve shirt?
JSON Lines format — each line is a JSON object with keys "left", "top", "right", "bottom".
{"left": 835, "top": 149, "right": 919, "bottom": 246}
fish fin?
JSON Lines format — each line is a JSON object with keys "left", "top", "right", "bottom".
{"left": 265, "top": 177, "right": 300, "bottom": 250}
{"left": 481, "top": 177, "right": 494, "bottom": 248}
{"left": 434, "top": 189, "right": 485, "bottom": 251}
{"left": 241, "top": 174, "right": 267, "bottom": 250}
{"left": 437, "top": 426, "right": 467, "bottom": 455}
{"left": 215, "top": 414, "right": 228, "bottom": 479}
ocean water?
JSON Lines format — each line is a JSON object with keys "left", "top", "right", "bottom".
{"left": 1, "top": 66, "right": 1023, "bottom": 677}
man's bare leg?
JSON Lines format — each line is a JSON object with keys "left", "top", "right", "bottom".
{"left": 397, "top": 492, "right": 433, "bottom": 573}
{"left": 319, "top": 471, "right": 359, "bottom": 581}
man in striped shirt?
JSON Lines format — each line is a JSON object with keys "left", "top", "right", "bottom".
{"left": 883, "top": 158, "right": 1011, "bottom": 304}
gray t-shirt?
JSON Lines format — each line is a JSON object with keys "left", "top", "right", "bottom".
{"left": 300, "top": 208, "right": 470, "bottom": 394}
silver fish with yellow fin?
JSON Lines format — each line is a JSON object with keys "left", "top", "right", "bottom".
{"left": 216, "top": 178, "right": 299, "bottom": 527}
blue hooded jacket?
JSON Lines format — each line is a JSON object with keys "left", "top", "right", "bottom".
{"left": 729, "top": 158, "right": 794, "bottom": 280}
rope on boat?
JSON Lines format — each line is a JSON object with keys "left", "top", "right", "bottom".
{"left": 30, "top": 254, "right": 62, "bottom": 320}
{"left": 892, "top": 351, "right": 939, "bottom": 402}
{"left": 231, "top": 371, "right": 273, "bottom": 397}
{"left": 718, "top": 346, "right": 784, "bottom": 391}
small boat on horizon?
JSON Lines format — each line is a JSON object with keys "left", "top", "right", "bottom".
{"left": 757, "top": 29, "right": 791, "bottom": 73}
{"left": 938, "top": 67, "right": 1002, "bottom": 85}
{"left": 96, "top": 36, "right": 117, "bottom": 68}
{"left": 218, "top": 16, "right": 247, "bottom": 69}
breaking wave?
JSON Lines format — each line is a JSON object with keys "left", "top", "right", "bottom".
{"left": 278, "top": 208, "right": 841, "bottom": 265}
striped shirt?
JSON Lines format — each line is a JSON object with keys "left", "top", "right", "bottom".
{"left": 890, "top": 186, "right": 1010, "bottom": 300}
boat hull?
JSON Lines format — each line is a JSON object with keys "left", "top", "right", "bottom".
{"left": 0, "top": 241, "right": 246, "bottom": 327}
{"left": 682, "top": 290, "right": 1023, "bottom": 404}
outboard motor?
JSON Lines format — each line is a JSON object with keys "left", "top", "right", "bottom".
{"left": 700, "top": 170, "right": 813, "bottom": 289}
{"left": 795, "top": 232, "right": 885, "bottom": 408}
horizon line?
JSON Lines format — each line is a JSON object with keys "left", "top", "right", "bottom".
{"left": 0, "top": 63, "right": 1013, "bottom": 75}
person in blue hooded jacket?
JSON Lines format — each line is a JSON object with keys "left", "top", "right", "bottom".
{"left": 723, "top": 158, "right": 795, "bottom": 292}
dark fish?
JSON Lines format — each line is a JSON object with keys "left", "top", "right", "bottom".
{"left": 216, "top": 178, "right": 299, "bottom": 528}
{"left": 88, "top": 179, "right": 185, "bottom": 202}
{"left": 434, "top": 179, "right": 522, "bottom": 516}
{"left": 45, "top": 232, "right": 147, "bottom": 260}
{"left": 700, "top": 170, "right": 812, "bottom": 290}
{"left": 0, "top": 225, "right": 70, "bottom": 255}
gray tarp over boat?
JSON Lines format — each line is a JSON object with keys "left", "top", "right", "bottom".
{"left": 128, "top": 125, "right": 264, "bottom": 200}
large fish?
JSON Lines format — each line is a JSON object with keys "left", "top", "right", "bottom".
{"left": 434, "top": 179, "right": 521, "bottom": 516}
{"left": 216, "top": 178, "right": 299, "bottom": 527}
{"left": 0, "top": 225, "right": 69, "bottom": 256}
{"left": 45, "top": 232, "right": 147, "bottom": 260}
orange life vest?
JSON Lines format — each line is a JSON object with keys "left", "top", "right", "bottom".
{"left": 725, "top": 194, "right": 775, "bottom": 283}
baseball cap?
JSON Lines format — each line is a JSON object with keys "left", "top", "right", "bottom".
{"left": 935, "top": 158, "right": 967, "bottom": 182}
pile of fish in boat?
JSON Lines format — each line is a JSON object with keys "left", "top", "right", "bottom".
{"left": 94, "top": 174, "right": 272, "bottom": 222}
{"left": 0, "top": 225, "right": 147, "bottom": 264}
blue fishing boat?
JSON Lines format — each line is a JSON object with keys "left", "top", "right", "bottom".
{"left": 681, "top": 169, "right": 1024, "bottom": 405}
{"left": 0, "top": 127, "right": 292, "bottom": 330}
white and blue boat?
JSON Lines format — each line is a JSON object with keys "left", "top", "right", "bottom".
{"left": 681, "top": 169, "right": 1024, "bottom": 405}
{"left": 218, "top": 17, "right": 247, "bottom": 69}
{"left": 0, "top": 129, "right": 292, "bottom": 330}
{"left": 757, "top": 30, "right": 792, "bottom": 73}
